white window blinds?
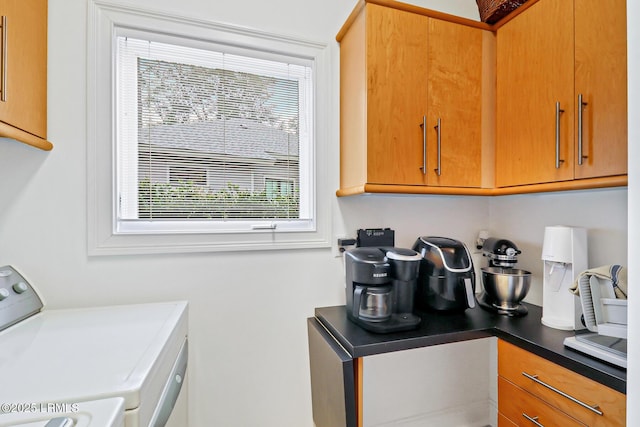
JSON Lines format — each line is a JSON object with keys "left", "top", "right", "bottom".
{"left": 116, "top": 36, "right": 314, "bottom": 231}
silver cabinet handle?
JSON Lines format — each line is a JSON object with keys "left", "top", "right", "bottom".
{"left": 577, "top": 94, "right": 588, "bottom": 165}
{"left": 522, "top": 413, "right": 544, "bottom": 427}
{"left": 522, "top": 372, "right": 603, "bottom": 415}
{"left": 420, "top": 116, "right": 426, "bottom": 175}
{"left": 1, "top": 15, "right": 6, "bottom": 102}
{"left": 434, "top": 118, "right": 441, "bottom": 176}
{"left": 555, "top": 102, "right": 565, "bottom": 169}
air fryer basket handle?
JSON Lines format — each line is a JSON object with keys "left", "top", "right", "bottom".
{"left": 463, "top": 277, "right": 476, "bottom": 309}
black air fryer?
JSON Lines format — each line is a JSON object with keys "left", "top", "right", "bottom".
{"left": 412, "top": 236, "right": 477, "bottom": 312}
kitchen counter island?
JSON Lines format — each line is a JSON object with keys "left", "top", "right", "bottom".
{"left": 308, "top": 303, "right": 626, "bottom": 427}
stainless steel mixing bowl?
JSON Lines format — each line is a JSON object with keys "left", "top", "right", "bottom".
{"left": 481, "top": 267, "right": 531, "bottom": 310}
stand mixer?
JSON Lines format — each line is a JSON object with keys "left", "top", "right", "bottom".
{"left": 477, "top": 238, "right": 532, "bottom": 316}
{"left": 482, "top": 238, "right": 521, "bottom": 268}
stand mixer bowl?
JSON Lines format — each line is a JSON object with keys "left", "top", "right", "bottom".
{"left": 481, "top": 267, "right": 531, "bottom": 309}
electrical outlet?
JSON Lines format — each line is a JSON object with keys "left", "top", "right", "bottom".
{"left": 475, "top": 229, "right": 490, "bottom": 251}
{"left": 333, "top": 235, "right": 356, "bottom": 257}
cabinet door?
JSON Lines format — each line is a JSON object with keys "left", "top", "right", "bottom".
{"left": 307, "top": 318, "right": 357, "bottom": 427}
{"left": 362, "top": 339, "right": 492, "bottom": 426}
{"left": 427, "top": 19, "right": 483, "bottom": 188}
{"left": 366, "top": 4, "right": 429, "bottom": 185}
{"left": 497, "top": 412, "right": 518, "bottom": 427}
{"left": 0, "top": 0, "right": 47, "bottom": 139}
{"left": 496, "top": 0, "right": 574, "bottom": 187}
{"left": 574, "top": 0, "right": 627, "bottom": 179}
{"left": 498, "top": 340, "right": 625, "bottom": 427}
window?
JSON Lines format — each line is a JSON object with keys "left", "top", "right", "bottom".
{"left": 169, "top": 166, "right": 207, "bottom": 187}
{"left": 88, "top": 2, "right": 331, "bottom": 254}
{"left": 265, "top": 178, "right": 295, "bottom": 200}
{"left": 118, "top": 37, "right": 309, "bottom": 224}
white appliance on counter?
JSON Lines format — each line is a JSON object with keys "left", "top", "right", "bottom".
{"left": 564, "top": 268, "right": 627, "bottom": 368}
{"left": 0, "top": 266, "right": 188, "bottom": 427}
{"left": 540, "top": 225, "right": 588, "bottom": 330}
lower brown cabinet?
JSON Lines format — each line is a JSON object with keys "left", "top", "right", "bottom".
{"left": 498, "top": 339, "right": 625, "bottom": 427}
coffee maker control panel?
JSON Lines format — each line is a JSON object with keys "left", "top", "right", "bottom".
{"left": 346, "top": 247, "right": 391, "bottom": 285}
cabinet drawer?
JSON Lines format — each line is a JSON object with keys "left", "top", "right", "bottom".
{"left": 498, "top": 412, "right": 518, "bottom": 427}
{"left": 498, "top": 340, "right": 625, "bottom": 426}
{"left": 499, "top": 376, "right": 584, "bottom": 427}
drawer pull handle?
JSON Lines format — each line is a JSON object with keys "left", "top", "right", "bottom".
{"left": 555, "top": 101, "right": 565, "bottom": 169}
{"left": 577, "top": 94, "right": 589, "bottom": 165}
{"left": 434, "top": 118, "right": 441, "bottom": 176}
{"left": 522, "top": 413, "right": 544, "bottom": 427}
{"left": 522, "top": 372, "right": 603, "bottom": 416}
{"left": 0, "top": 15, "right": 6, "bottom": 102}
{"left": 419, "top": 116, "right": 427, "bottom": 175}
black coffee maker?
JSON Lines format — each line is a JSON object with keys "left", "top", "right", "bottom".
{"left": 412, "top": 236, "right": 477, "bottom": 312}
{"left": 345, "top": 247, "right": 422, "bottom": 333}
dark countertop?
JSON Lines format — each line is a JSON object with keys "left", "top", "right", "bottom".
{"left": 314, "top": 303, "right": 626, "bottom": 394}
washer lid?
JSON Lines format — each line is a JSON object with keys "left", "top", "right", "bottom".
{"left": 0, "top": 301, "right": 187, "bottom": 412}
{"left": 0, "top": 398, "right": 125, "bottom": 427}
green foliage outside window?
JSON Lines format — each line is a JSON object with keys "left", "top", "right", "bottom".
{"left": 138, "top": 180, "right": 299, "bottom": 219}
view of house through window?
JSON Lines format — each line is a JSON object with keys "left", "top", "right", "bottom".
{"left": 265, "top": 177, "right": 294, "bottom": 200}
{"left": 117, "top": 36, "right": 312, "bottom": 227}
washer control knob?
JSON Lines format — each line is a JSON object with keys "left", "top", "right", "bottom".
{"left": 0, "top": 270, "right": 12, "bottom": 284}
{"left": 0, "top": 288, "right": 9, "bottom": 301}
{"left": 12, "top": 282, "right": 28, "bottom": 294}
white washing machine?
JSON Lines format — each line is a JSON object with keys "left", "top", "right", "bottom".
{"left": 0, "top": 266, "right": 188, "bottom": 427}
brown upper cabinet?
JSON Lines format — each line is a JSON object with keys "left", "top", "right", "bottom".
{"left": 495, "top": 0, "right": 627, "bottom": 187}
{"left": 337, "top": 1, "right": 494, "bottom": 196}
{"left": 337, "top": 0, "right": 627, "bottom": 196}
{"left": 427, "top": 19, "right": 491, "bottom": 188}
{"left": 0, "top": 0, "right": 52, "bottom": 151}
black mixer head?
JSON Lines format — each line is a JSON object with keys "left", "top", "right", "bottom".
{"left": 482, "top": 237, "right": 521, "bottom": 268}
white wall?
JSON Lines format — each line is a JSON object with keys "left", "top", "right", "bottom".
{"left": 489, "top": 188, "right": 628, "bottom": 305}
{"left": 0, "top": 1, "right": 632, "bottom": 426}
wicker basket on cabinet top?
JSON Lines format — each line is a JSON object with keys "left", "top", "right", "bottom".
{"left": 476, "top": 0, "right": 529, "bottom": 23}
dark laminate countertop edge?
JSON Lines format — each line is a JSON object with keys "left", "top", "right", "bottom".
{"left": 348, "top": 329, "right": 496, "bottom": 357}
{"left": 313, "top": 303, "right": 626, "bottom": 394}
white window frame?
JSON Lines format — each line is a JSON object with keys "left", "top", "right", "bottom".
{"left": 87, "top": 1, "right": 332, "bottom": 255}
